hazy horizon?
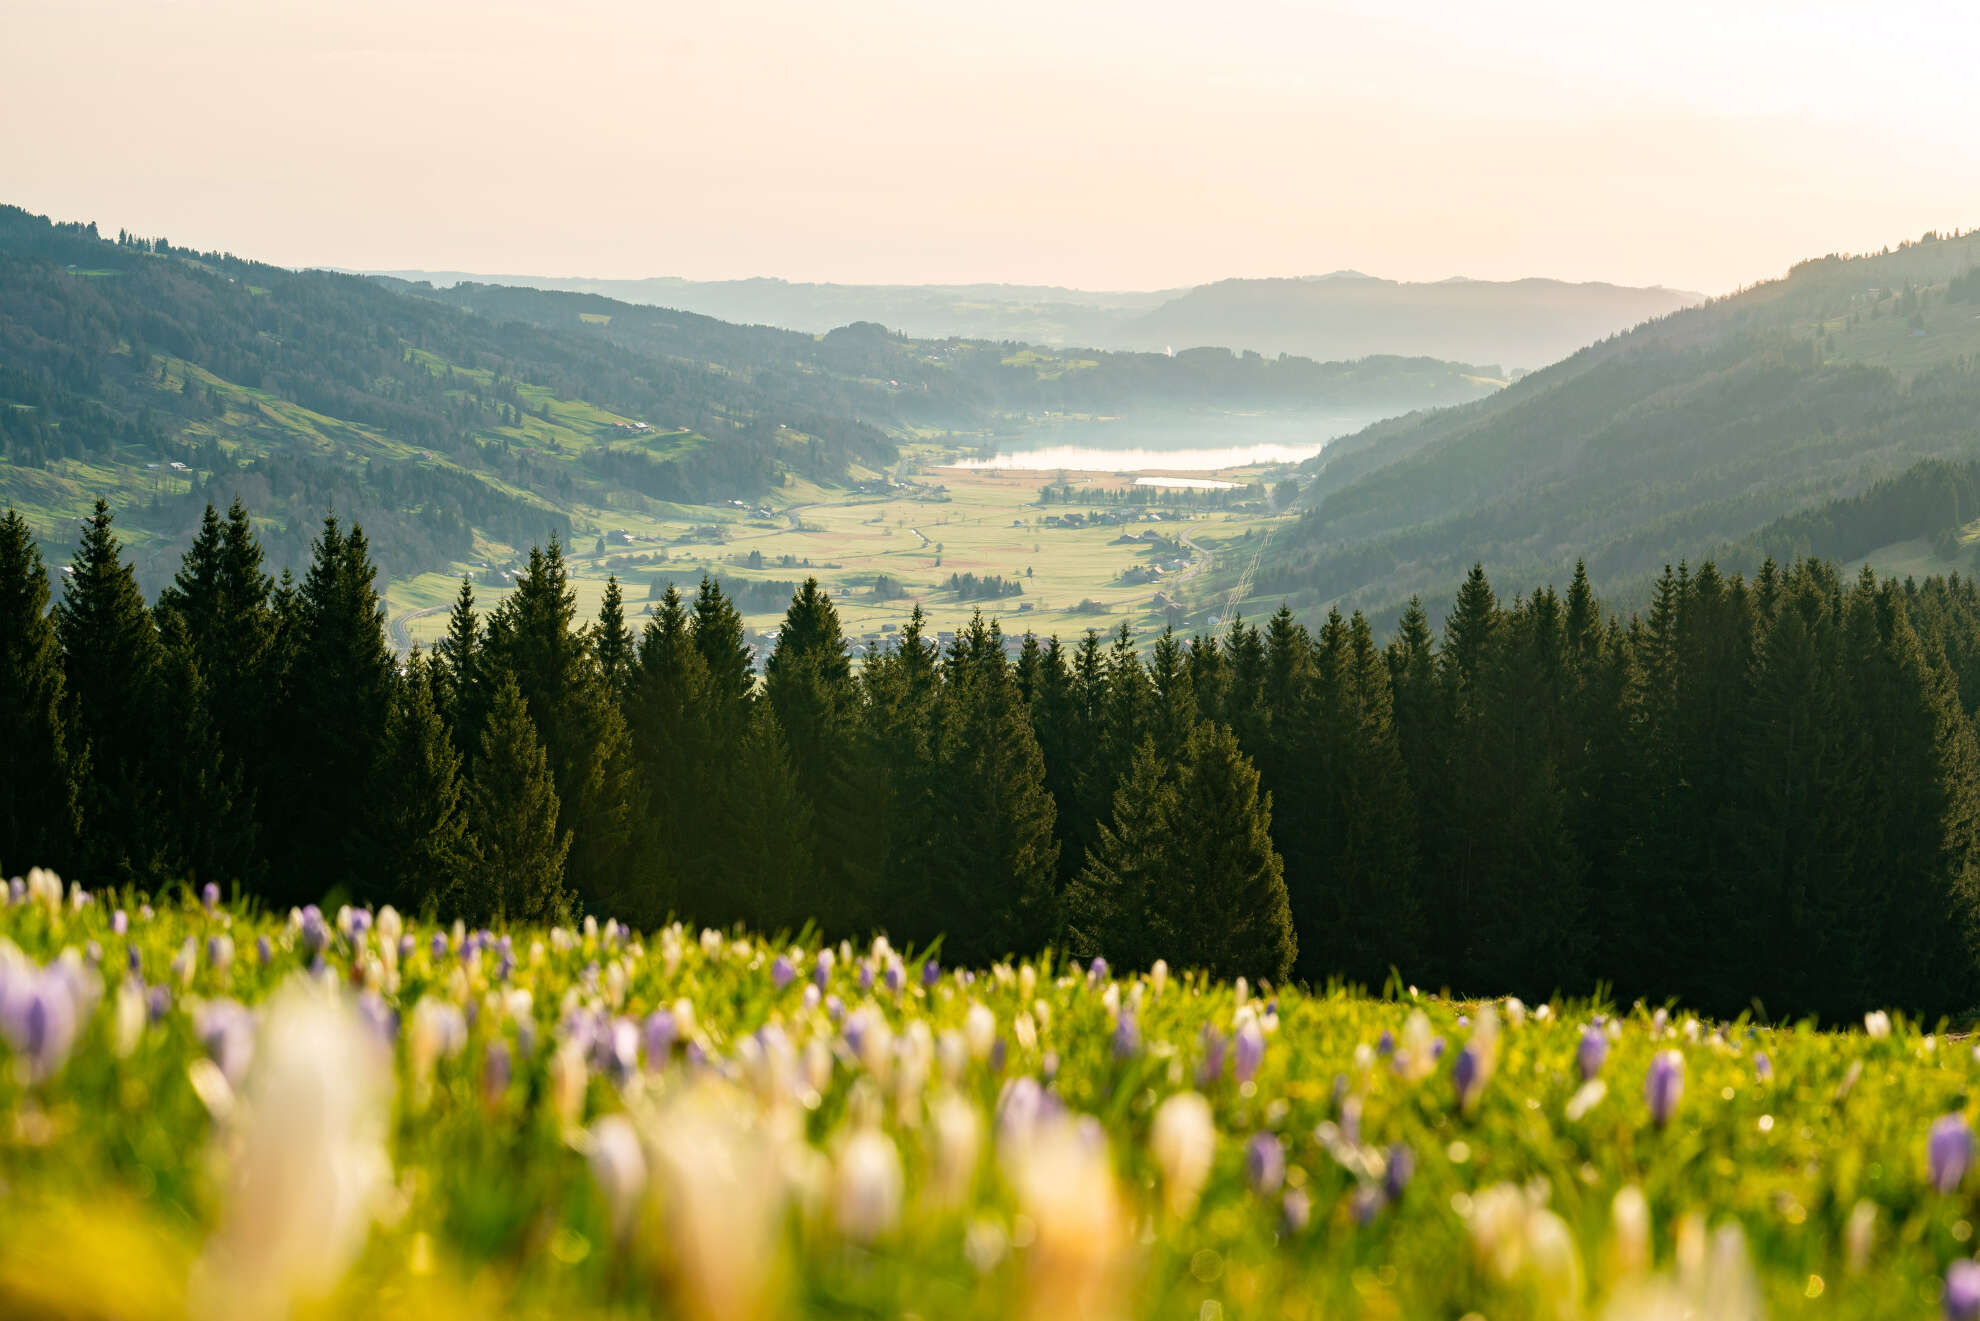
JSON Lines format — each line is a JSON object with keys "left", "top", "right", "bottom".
{"left": 6, "top": 0, "right": 1978, "bottom": 295}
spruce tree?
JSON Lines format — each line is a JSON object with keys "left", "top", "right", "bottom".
{"left": 436, "top": 575, "right": 482, "bottom": 746}
{"left": 55, "top": 501, "right": 164, "bottom": 884}
{"left": 1072, "top": 721, "right": 1295, "bottom": 982}
{"left": 1062, "top": 738, "right": 1176, "bottom": 972}
{"left": 266, "top": 515, "right": 396, "bottom": 905}
{"left": 594, "top": 574, "right": 634, "bottom": 704}
{"left": 0, "top": 510, "right": 81, "bottom": 873}
{"left": 764, "top": 578, "right": 871, "bottom": 923}
{"left": 464, "top": 675, "right": 572, "bottom": 924}
{"left": 379, "top": 651, "right": 472, "bottom": 914}
{"left": 480, "top": 539, "right": 638, "bottom": 918}
{"left": 917, "top": 615, "right": 1059, "bottom": 962}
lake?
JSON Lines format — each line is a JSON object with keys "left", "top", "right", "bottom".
{"left": 942, "top": 408, "right": 1379, "bottom": 473}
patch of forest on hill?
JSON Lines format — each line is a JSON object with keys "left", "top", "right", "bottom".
{"left": 1256, "top": 230, "right": 1980, "bottom": 626}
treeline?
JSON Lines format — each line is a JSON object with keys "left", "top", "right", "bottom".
{"left": 9, "top": 499, "right": 1980, "bottom": 1019}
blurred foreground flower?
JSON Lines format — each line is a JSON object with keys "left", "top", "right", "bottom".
{"left": 1645, "top": 1051, "right": 1683, "bottom": 1129}
{"left": 191, "top": 978, "right": 393, "bottom": 1320}
{"left": 1931, "top": 1114, "right": 1974, "bottom": 1194}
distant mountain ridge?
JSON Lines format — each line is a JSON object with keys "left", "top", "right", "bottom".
{"left": 367, "top": 269, "right": 1702, "bottom": 372}
{"left": 1252, "top": 229, "right": 1980, "bottom": 625}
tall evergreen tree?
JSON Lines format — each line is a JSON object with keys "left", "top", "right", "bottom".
{"left": 913, "top": 615, "right": 1059, "bottom": 962}
{"left": 55, "top": 501, "right": 164, "bottom": 884}
{"left": 265, "top": 515, "right": 396, "bottom": 905}
{"left": 764, "top": 578, "right": 871, "bottom": 924}
{"left": 0, "top": 510, "right": 81, "bottom": 873}
{"left": 1070, "top": 721, "right": 1295, "bottom": 982}
{"left": 481, "top": 539, "right": 639, "bottom": 918}
{"left": 594, "top": 574, "right": 635, "bottom": 704}
{"left": 379, "top": 651, "right": 473, "bottom": 914}
{"left": 464, "top": 675, "right": 572, "bottom": 924}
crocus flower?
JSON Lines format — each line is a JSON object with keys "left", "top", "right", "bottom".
{"left": 1453, "top": 1043, "right": 1484, "bottom": 1111}
{"left": 771, "top": 955, "right": 795, "bottom": 991}
{"left": 587, "top": 1113, "right": 648, "bottom": 1243}
{"left": 1755, "top": 1051, "right": 1774, "bottom": 1082}
{"left": 1281, "top": 1187, "right": 1311, "bottom": 1235}
{"left": 1948, "top": 1261, "right": 1980, "bottom": 1321}
{"left": 1234, "top": 1017, "right": 1265, "bottom": 1084}
{"left": 1645, "top": 1050, "right": 1684, "bottom": 1128}
{"left": 483, "top": 1040, "right": 512, "bottom": 1101}
{"left": 1865, "top": 1010, "right": 1892, "bottom": 1040}
{"left": 1351, "top": 1184, "right": 1383, "bottom": 1225}
{"left": 201, "top": 882, "right": 219, "bottom": 912}
{"left": 1149, "top": 1092, "right": 1216, "bottom": 1217}
{"left": 1088, "top": 956, "right": 1109, "bottom": 985}
{"left": 190, "top": 981, "right": 393, "bottom": 1320}
{"left": 833, "top": 1127, "right": 905, "bottom": 1243}
{"left": 1384, "top": 1142, "right": 1414, "bottom": 1203}
{"left": 1198, "top": 1026, "right": 1227, "bottom": 1087}
{"left": 884, "top": 961, "right": 904, "bottom": 994}
{"left": 1111, "top": 1011, "right": 1140, "bottom": 1061}
{"left": 1577, "top": 1024, "right": 1608, "bottom": 1081}
{"left": 1244, "top": 1132, "right": 1286, "bottom": 1195}
{"left": 112, "top": 909, "right": 128, "bottom": 936}
{"left": 922, "top": 958, "right": 940, "bottom": 989}
{"left": 1376, "top": 1029, "right": 1395, "bottom": 1057}
{"left": 196, "top": 998, "right": 257, "bottom": 1088}
{"left": 1931, "top": 1113, "right": 1974, "bottom": 1194}
{"left": 257, "top": 936, "right": 273, "bottom": 968}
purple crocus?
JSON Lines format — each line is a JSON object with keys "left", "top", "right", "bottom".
{"left": 1281, "top": 1187, "right": 1311, "bottom": 1235}
{"left": 1351, "top": 1184, "right": 1383, "bottom": 1226}
{"left": 1198, "top": 1027, "right": 1227, "bottom": 1088}
{"left": 201, "top": 882, "right": 219, "bottom": 913}
{"left": 1645, "top": 1050, "right": 1684, "bottom": 1128}
{"left": 112, "top": 909, "right": 128, "bottom": 936}
{"left": 484, "top": 1040, "right": 512, "bottom": 1101}
{"left": 1244, "top": 1132, "right": 1286, "bottom": 1194}
{"left": 256, "top": 936, "right": 272, "bottom": 967}
{"left": 1383, "top": 1142, "right": 1414, "bottom": 1203}
{"left": 1, "top": 972, "right": 80, "bottom": 1081}
{"left": 1948, "top": 1261, "right": 1980, "bottom": 1321}
{"left": 1755, "top": 1051, "right": 1774, "bottom": 1082}
{"left": 430, "top": 931, "right": 448, "bottom": 960}
{"left": 771, "top": 955, "right": 795, "bottom": 991}
{"left": 884, "top": 962, "right": 904, "bottom": 994}
{"left": 1452, "top": 1043, "right": 1482, "bottom": 1109}
{"left": 1376, "top": 1029, "right": 1395, "bottom": 1057}
{"left": 1112, "top": 1011, "right": 1141, "bottom": 1061}
{"left": 921, "top": 958, "right": 940, "bottom": 989}
{"left": 1577, "top": 1024, "right": 1608, "bottom": 1082}
{"left": 859, "top": 962, "right": 875, "bottom": 992}
{"left": 1234, "top": 1019, "right": 1266, "bottom": 1084}
{"left": 1931, "top": 1114, "right": 1974, "bottom": 1194}
{"left": 1088, "top": 956, "right": 1109, "bottom": 984}
{"left": 194, "top": 999, "right": 255, "bottom": 1087}
{"left": 814, "top": 949, "right": 833, "bottom": 989}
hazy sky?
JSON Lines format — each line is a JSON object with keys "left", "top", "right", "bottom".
{"left": 6, "top": 0, "right": 1977, "bottom": 293}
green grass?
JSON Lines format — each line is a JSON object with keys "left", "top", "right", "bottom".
{"left": 0, "top": 879, "right": 1974, "bottom": 1319}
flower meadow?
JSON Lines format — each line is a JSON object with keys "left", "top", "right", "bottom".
{"left": 3, "top": 872, "right": 1980, "bottom": 1320}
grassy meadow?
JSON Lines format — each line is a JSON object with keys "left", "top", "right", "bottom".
{"left": 3, "top": 871, "right": 1980, "bottom": 1320}
{"left": 388, "top": 453, "right": 1292, "bottom": 654}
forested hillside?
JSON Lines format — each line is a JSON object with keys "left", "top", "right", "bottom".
{"left": 0, "top": 203, "right": 1495, "bottom": 590}
{"left": 10, "top": 495, "right": 1980, "bottom": 1022}
{"left": 1258, "top": 230, "right": 1980, "bottom": 625}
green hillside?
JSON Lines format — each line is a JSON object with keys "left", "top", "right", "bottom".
{"left": 1252, "top": 229, "right": 1980, "bottom": 624}
{"left": 0, "top": 205, "right": 1495, "bottom": 594}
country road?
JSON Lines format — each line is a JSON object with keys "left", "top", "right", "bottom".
{"left": 387, "top": 603, "right": 450, "bottom": 654}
